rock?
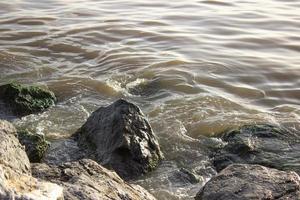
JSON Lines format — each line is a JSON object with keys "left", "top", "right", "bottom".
{"left": 0, "top": 99, "right": 16, "bottom": 120}
{"left": 0, "top": 165, "right": 64, "bottom": 200}
{"left": 169, "top": 168, "right": 200, "bottom": 185}
{"left": 0, "top": 82, "right": 56, "bottom": 116}
{"left": 43, "top": 138, "right": 86, "bottom": 165}
{"left": 17, "top": 129, "right": 49, "bottom": 163}
{"left": 195, "top": 164, "right": 300, "bottom": 200}
{"left": 0, "top": 120, "right": 64, "bottom": 200}
{"left": 212, "top": 124, "right": 300, "bottom": 173}
{"left": 74, "top": 99, "right": 163, "bottom": 180}
{"left": 0, "top": 120, "right": 30, "bottom": 175}
{"left": 0, "top": 119, "right": 17, "bottom": 136}
{"left": 32, "top": 159, "right": 157, "bottom": 200}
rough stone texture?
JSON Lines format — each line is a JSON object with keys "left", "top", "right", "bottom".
{"left": 17, "top": 130, "right": 49, "bottom": 163}
{"left": 195, "top": 164, "right": 300, "bottom": 200}
{"left": 74, "top": 99, "right": 163, "bottom": 180}
{"left": 32, "top": 159, "right": 157, "bottom": 200}
{"left": 0, "top": 120, "right": 64, "bottom": 200}
{"left": 0, "top": 120, "right": 30, "bottom": 175}
{"left": 0, "top": 165, "right": 64, "bottom": 200}
{"left": 0, "top": 119, "right": 17, "bottom": 134}
{"left": 0, "top": 82, "right": 56, "bottom": 116}
{"left": 212, "top": 124, "right": 300, "bottom": 173}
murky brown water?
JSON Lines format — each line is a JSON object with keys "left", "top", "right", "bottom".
{"left": 1, "top": 0, "right": 300, "bottom": 199}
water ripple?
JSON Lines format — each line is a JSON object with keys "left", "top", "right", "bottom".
{"left": 1, "top": 0, "right": 300, "bottom": 199}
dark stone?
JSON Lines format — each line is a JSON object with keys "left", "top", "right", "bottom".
{"left": 43, "top": 138, "right": 87, "bottom": 165}
{"left": 212, "top": 124, "right": 300, "bottom": 173}
{"left": 32, "top": 159, "right": 157, "bottom": 200}
{"left": 74, "top": 99, "right": 163, "bottom": 180}
{"left": 17, "top": 129, "right": 49, "bottom": 163}
{"left": 169, "top": 168, "right": 200, "bottom": 185}
{"left": 195, "top": 164, "right": 300, "bottom": 200}
{"left": 0, "top": 82, "right": 56, "bottom": 116}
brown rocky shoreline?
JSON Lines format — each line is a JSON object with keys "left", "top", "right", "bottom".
{"left": 0, "top": 82, "right": 300, "bottom": 200}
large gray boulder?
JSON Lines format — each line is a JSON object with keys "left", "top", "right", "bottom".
{"left": 32, "top": 159, "right": 157, "bottom": 200}
{"left": 0, "top": 120, "right": 64, "bottom": 200}
{"left": 74, "top": 99, "right": 163, "bottom": 180}
{"left": 212, "top": 124, "right": 300, "bottom": 173}
{"left": 196, "top": 164, "right": 300, "bottom": 200}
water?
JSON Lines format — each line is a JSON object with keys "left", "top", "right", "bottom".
{"left": 1, "top": 0, "right": 300, "bottom": 199}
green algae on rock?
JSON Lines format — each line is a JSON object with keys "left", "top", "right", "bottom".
{"left": 0, "top": 82, "right": 56, "bottom": 116}
{"left": 17, "top": 129, "right": 49, "bottom": 163}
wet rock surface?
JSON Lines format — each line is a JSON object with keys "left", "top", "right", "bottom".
{"left": 0, "top": 120, "right": 64, "bottom": 200}
{"left": 0, "top": 100, "right": 15, "bottom": 120}
{"left": 169, "top": 168, "right": 200, "bottom": 185}
{"left": 195, "top": 164, "right": 300, "bottom": 200}
{"left": 32, "top": 159, "right": 157, "bottom": 200}
{"left": 212, "top": 124, "right": 300, "bottom": 173}
{"left": 17, "top": 129, "right": 49, "bottom": 163}
{"left": 74, "top": 99, "right": 163, "bottom": 180}
{"left": 0, "top": 83, "right": 56, "bottom": 116}
{"left": 43, "top": 138, "right": 86, "bottom": 165}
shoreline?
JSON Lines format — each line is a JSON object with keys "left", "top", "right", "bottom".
{"left": 0, "top": 82, "right": 299, "bottom": 199}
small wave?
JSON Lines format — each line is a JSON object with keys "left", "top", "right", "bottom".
{"left": 201, "top": 0, "right": 234, "bottom": 7}
{"left": 105, "top": 77, "right": 148, "bottom": 97}
{"left": 1, "top": 0, "right": 300, "bottom": 199}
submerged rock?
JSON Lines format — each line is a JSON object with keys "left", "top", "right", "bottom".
{"left": 0, "top": 120, "right": 63, "bottom": 200}
{"left": 17, "top": 129, "right": 49, "bottom": 163}
{"left": 43, "top": 138, "right": 86, "bottom": 165}
{"left": 195, "top": 164, "right": 300, "bottom": 200}
{"left": 74, "top": 99, "right": 163, "bottom": 180}
{"left": 0, "top": 82, "right": 56, "bottom": 116}
{"left": 32, "top": 159, "right": 157, "bottom": 200}
{"left": 212, "top": 124, "right": 300, "bottom": 173}
{"left": 169, "top": 168, "right": 200, "bottom": 185}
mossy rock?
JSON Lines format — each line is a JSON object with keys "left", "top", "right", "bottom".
{"left": 0, "top": 82, "right": 56, "bottom": 116}
{"left": 17, "top": 130, "right": 49, "bottom": 163}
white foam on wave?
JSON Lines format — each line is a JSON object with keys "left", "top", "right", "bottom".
{"left": 126, "top": 78, "right": 147, "bottom": 90}
{"left": 105, "top": 77, "right": 147, "bottom": 96}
